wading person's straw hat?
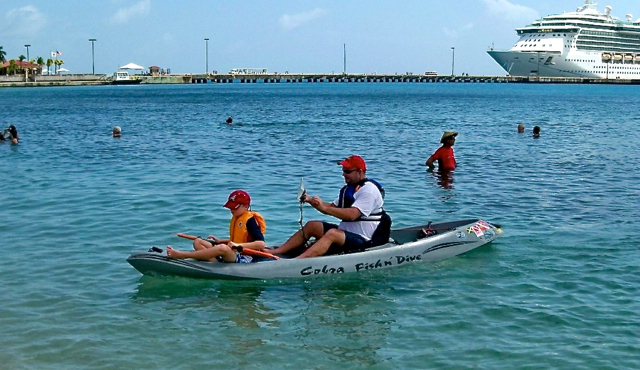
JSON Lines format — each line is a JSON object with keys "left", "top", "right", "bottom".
{"left": 440, "top": 131, "right": 458, "bottom": 143}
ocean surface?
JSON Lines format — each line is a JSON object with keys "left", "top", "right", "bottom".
{"left": 1, "top": 82, "right": 639, "bottom": 369}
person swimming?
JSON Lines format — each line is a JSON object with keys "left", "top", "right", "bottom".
{"left": 533, "top": 126, "right": 540, "bottom": 138}
{"left": 2, "top": 125, "right": 19, "bottom": 144}
{"left": 113, "top": 126, "right": 121, "bottom": 137}
{"left": 226, "top": 116, "right": 233, "bottom": 125}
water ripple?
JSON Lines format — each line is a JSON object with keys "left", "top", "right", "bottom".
{"left": 1, "top": 84, "right": 639, "bottom": 369}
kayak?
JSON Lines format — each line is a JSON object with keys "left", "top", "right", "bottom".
{"left": 126, "top": 219, "right": 502, "bottom": 280}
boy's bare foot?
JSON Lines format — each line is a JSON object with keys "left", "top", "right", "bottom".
{"left": 166, "top": 246, "right": 186, "bottom": 259}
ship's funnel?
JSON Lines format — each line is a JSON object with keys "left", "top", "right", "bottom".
{"left": 605, "top": 6, "right": 612, "bottom": 16}
{"left": 626, "top": 14, "right": 633, "bottom": 21}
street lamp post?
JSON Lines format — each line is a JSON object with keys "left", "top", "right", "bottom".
{"left": 204, "top": 38, "right": 209, "bottom": 74}
{"left": 89, "top": 39, "right": 97, "bottom": 74}
{"left": 343, "top": 43, "right": 347, "bottom": 75}
{"left": 24, "top": 44, "right": 31, "bottom": 62}
{"left": 451, "top": 47, "right": 455, "bottom": 76}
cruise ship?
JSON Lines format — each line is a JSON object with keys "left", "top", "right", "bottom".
{"left": 487, "top": 0, "right": 640, "bottom": 78}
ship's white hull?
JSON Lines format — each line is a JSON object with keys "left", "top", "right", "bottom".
{"left": 488, "top": 50, "right": 640, "bottom": 78}
{"left": 487, "top": 1, "right": 640, "bottom": 79}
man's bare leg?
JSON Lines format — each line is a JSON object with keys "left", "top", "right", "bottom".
{"left": 270, "top": 221, "right": 325, "bottom": 254}
{"left": 297, "top": 228, "right": 346, "bottom": 258}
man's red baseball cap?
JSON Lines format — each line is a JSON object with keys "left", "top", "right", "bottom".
{"left": 339, "top": 155, "right": 366, "bottom": 172}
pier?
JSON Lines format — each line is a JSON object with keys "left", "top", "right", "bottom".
{"left": 4, "top": 73, "right": 640, "bottom": 88}
{"left": 189, "top": 73, "right": 640, "bottom": 85}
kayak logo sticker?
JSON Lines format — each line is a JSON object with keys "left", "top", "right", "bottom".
{"left": 355, "top": 255, "right": 421, "bottom": 272}
{"left": 300, "top": 254, "right": 424, "bottom": 275}
{"left": 300, "top": 265, "right": 345, "bottom": 276}
{"left": 480, "top": 229, "right": 495, "bottom": 240}
{"left": 467, "top": 220, "right": 491, "bottom": 237}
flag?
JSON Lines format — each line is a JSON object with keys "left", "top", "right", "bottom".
{"left": 51, "top": 52, "right": 56, "bottom": 58}
{"left": 56, "top": 51, "right": 62, "bottom": 56}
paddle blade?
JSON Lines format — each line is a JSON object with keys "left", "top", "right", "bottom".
{"left": 297, "top": 177, "right": 306, "bottom": 202}
{"left": 176, "top": 233, "right": 198, "bottom": 240}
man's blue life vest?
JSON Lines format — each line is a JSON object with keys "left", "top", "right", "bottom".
{"left": 338, "top": 178, "right": 385, "bottom": 222}
{"left": 337, "top": 178, "right": 392, "bottom": 249}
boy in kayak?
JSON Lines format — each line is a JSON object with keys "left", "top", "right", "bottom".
{"left": 426, "top": 131, "right": 457, "bottom": 171}
{"left": 167, "top": 190, "right": 266, "bottom": 263}
{"left": 270, "top": 155, "right": 387, "bottom": 258}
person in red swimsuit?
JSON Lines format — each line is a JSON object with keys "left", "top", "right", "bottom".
{"left": 426, "top": 131, "right": 457, "bottom": 171}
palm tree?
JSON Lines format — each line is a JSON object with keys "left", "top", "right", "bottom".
{"left": 36, "top": 57, "right": 44, "bottom": 74}
{"left": 46, "top": 58, "right": 53, "bottom": 75}
{"left": 0, "top": 46, "right": 7, "bottom": 64}
{"left": 8, "top": 60, "right": 18, "bottom": 75}
{"left": 18, "top": 54, "right": 26, "bottom": 62}
{"left": 54, "top": 59, "right": 64, "bottom": 73}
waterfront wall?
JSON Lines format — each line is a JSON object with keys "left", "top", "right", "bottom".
{"left": 0, "top": 74, "right": 108, "bottom": 87}
{"left": 3, "top": 73, "right": 640, "bottom": 87}
{"left": 190, "top": 73, "right": 640, "bottom": 85}
{"left": 140, "top": 75, "right": 191, "bottom": 84}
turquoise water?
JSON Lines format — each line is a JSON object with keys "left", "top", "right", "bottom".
{"left": 1, "top": 83, "right": 639, "bottom": 369}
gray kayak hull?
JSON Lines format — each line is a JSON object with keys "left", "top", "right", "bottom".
{"left": 126, "top": 219, "right": 502, "bottom": 280}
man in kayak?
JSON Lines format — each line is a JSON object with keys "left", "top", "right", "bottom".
{"left": 425, "top": 131, "right": 457, "bottom": 171}
{"left": 167, "top": 190, "right": 267, "bottom": 263}
{"left": 270, "top": 155, "right": 386, "bottom": 258}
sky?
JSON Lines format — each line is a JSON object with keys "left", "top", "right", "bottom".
{"left": 1, "top": 0, "right": 639, "bottom": 75}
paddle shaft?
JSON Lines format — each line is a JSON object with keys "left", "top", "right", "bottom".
{"left": 176, "top": 233, "right": 280, "bottom": 260}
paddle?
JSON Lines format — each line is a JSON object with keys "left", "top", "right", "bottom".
{"left": 297, "top": 178, "right": 312, "bottom": 248}
{"left": 297, "top": 177, "right": 307, "bottom": 202}
{"left": 175, "top": 233, "right": 280, "bottom": 260}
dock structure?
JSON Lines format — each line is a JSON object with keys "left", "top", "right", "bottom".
{"left": 4, "top": 73, "right": 640, "bottom": 88}
{"left": 188, "top": 73, "right": 640, "bottom": 85}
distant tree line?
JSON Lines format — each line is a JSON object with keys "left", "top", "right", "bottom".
{"left": 0, "top": 45, "right": 64, "bottom": 75}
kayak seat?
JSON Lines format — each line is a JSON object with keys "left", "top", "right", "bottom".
{"left": 343, "top": 211, "right": 393, "bottom": 254}
{"left": 368, "top": 210, "right": 392, "bottom": 248}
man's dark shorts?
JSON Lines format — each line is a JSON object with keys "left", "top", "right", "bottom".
{"left": 322, "top": 222, "right": 369, "bottom": 254}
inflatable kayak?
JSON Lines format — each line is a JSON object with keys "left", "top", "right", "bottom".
{"left": 127, "top": 219, "right": 502, "bottom": 280}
